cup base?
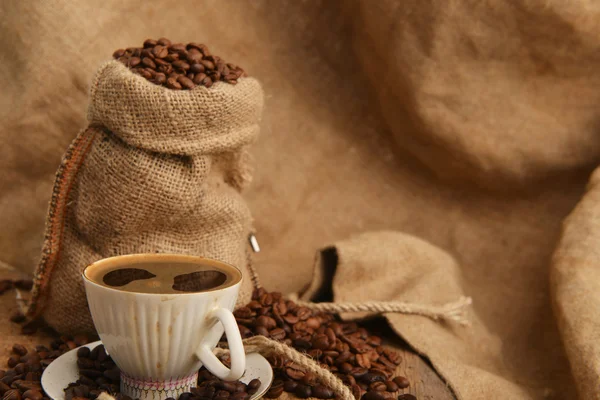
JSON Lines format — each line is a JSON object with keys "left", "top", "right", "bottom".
{"left": 120, "top": 372, "right": 198, "bottom": 400}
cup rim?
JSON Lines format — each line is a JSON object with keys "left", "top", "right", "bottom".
{"left": 82, "top": 253, "right": 243, "bottom": 296}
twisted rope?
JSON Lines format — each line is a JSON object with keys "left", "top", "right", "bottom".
{"left": 215, "top": 336, "right": 355, "bottom": 399}
{"left": 290, "top": 296, "right": 473, "bottom": 326}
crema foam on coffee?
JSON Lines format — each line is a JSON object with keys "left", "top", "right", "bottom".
{"left": 85, "top": 256, "right": 240, "bottom": 294}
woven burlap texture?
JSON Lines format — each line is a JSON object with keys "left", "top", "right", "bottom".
{"left": 4, "top": 1, "right": 600, "bottom": 399}
{"left": 27, "top": 61, "right": 264, "bottom": 335}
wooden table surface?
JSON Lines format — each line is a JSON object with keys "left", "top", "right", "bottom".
{"left": 0, "top": 266, "right": 455, "bottom": 400}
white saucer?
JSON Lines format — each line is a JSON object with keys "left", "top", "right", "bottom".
{"left": 42, "top": 341, "right": 273, "bottom": 400}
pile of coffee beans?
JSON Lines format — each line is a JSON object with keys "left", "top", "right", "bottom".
{"left": 65, "top": 344, "right": 120, "bottom": 400}
{"left": 0, "top": 278, "right": 45, "bottom": 335}
{"left": 3, "top": 287, "right": 416, "bottom": 399}
{"left": 113, "top": 38, "right": 246, "bottom": 90}
{"left": 1, "top": 335, "right": 91, "bottom": 400}
{"left": 65, "top": 345, "right": 261, "bottom": 400}
{"left": 234, "top": 289, "right": 416, "bottom": 400}
{"left": 181, "top": 369, "right": 261, "bottom": 400}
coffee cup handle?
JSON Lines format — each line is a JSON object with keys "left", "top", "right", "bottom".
{"left": 196, "top": 307, "right": 246, "bottom": 381}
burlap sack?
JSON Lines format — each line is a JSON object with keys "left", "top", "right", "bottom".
{"left": 27, "top": 61, "right": 264, "bottom": 335}
{"left": 551, "top": 166, "right": 600, "bottom": 400}
{"left": 299, "top": 232, "right": 573, "bottom": 399}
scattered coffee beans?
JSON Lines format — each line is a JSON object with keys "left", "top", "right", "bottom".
{"left": 0, "top": 278, "right": 41, "bottom": 335}
{"left": 1, "top": 335, "right": 86, "bottom": 400}
{"left": 234, "top": 289, "right": 415, "bottom": 400}
{"left": 3, "top": 286, "right": 415, "bottom": 399}
{"left": 113, "top": 38, "right": 246, "bottom": 90}
{"left": 65, "top": 344, "right": 261, "bottom": 400}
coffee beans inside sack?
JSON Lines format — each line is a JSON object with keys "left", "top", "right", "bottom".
{"left": 27, "top": 38, "right": 264, "bottom": 334}
{"left": 112, "top": 38, "right": 246, "bottom": 89}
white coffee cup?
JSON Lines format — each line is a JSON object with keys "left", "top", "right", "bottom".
{"left": 82, "top": 254, "right": 246, "bottom": 400}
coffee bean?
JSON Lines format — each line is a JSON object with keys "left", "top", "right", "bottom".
{"left": 166, "top": 77, "right": 182, "bottom": 90}
{"left": 397, "top": 395, "right": 417, "bottom": 400}
{"left": 169, "top": 43, "right": 187, "bottom": 54}
{"left": 256, "top": 316, "right": 277, "bottom": 330}
{"left": 246, "top": 379, "right": 260, "bottom": 390}
{"left": 154, "top": 73, "right": 167, "bottom": 85}
{"left": 306, "top": 317, "right": 321, "bottom": 330}
{"left": 7, "top": 358, "right": 18, "bottom": 369}
{"left": 312, "top": 384, "right": 334, "bottom": 399}
{"left": 351, "top": 367, "right": 368, "bottom": 379}
{"left": 352, "top": 383, "right": 363, "bottom": 399}
{"left": 269, "top": 328, "right": 286, "bottom": 341}
{"left": 21, "top": 390, "right": 41, "bottom": 400}
{"left": 274, "top": 314, "right": 296, "bottom": 327}
{"left": 0, "top": 382, "right": 10, "bottom": 395}
{"left": 190, "top": 64, "right": 206, "bottom": 74}
{"left": 294, "top": 384, "right": 311, "bottom": 398}
{"left": 9, "top": 312, "right": 25, "bottom": 324}
{"left": 141, "top": 57, "right": 156, "bottom": 69}
{"left": 339, "top": 362, "right": 354, "bottom": 374}
{"left": 192, "top": 73, "right": 207, "bottom": 85}
{"left": 164, "top": 53, "right": 179, "bottom": 63}
{"left": 362, "top": 391, "right": 386, "bottom": 400}
{"left": 13, "top": 365, "right": 26, "bottom": 376}
{"left": 79, "top": 369, "right": 102, "bottom": 379}
{"left": 172, "top": 60, "right": 190, "bottom": 72}
{"left": 200, "top": 60, "right": 215, "bottom": 70}
{"left": 385, "top": 380, "right": 399, "bottom": 392}
{"left": 140, "top": 46, "right": 153, "bottom": 58}
{"left": 157, "top": 38, "right": 171, "bottom": 46}
{"left": 20, "top": 323, "right": 36, "bottom": 336}
{"left": 283, "top": 380, "right": 297, "bottom": 392}
{"left": 186, "top": 42, "right": 203, "bottom": 51}
{"left": 76, "top": 348, "right": 90, "bottom": 359}
{"left": 113, "top": 49, "right": 126, "bottom": 58}
{"left": 72, "top": 387, "right": 86, "bottom": 398}
{"left": 152, "top": 45, "right": 168, "bottom": 59}
{"left": 177, "top": 76, "right": 195, "bottom": 90}
{"left": 11, "top": 346, "right": 27, "bottom": 358}
{"left": 264, "top": 380, "right": 283, "bottom": 398}
{"left": 186, "top": 51, "right": 203, "bottom": 64}
{"left": 312, "top": 334, "right": 330, "bottom": 350}
{"left": 361, "top": 373, "right": 386, "bottom": 385}
{"left": 370, "top": 381, "right": 388, "bottom": 391}
{"left": 292, "top": 338, "right": 311, "bottom": 350}
{"left": 128, "top": 57, "right": 141, "bottom": 67}
{"left": 3, "top": 389, "right": 21, "bottom": 400}
{"left": 384, "top": 349, "right": 403, "bottom": 365}
{"left": 209, "top": 71, "right": 221, "bottom": 82}
{"left": 285, "top": 364, "right": 305, "bottom": 380}
{"left": 393, "top": 376, "right": 410, "bottom": 389}
{"left": 103, "top": 369, "right": 120, "bottom": 383}
{"left": 357, "top": 353, "right": 372, "bottom": 369}
{"left": 296, "top": 307, "right": 311, "bottom": 321}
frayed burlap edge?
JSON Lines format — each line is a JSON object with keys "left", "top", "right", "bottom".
{"left": 27, "top": 127, "right": 101, "bottom": 318}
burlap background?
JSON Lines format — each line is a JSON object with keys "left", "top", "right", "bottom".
{"left": 2, "top": 0, "right": 600, "bottom": 398}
